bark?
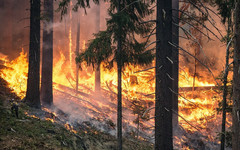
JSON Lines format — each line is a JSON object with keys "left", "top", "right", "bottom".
{"left": 41, "top": 0, "right": 53, "bottom": 106}
{"left": 155, "top": 0, "right": 173, "bottom": 149}
{"left": 232, "top": 1, "right": 240, "bottom": 149}
{"left": 75, "top": 19, "right": 80, "bottom": 93}
{"left": 117, "top": 0, "right": 122, "bottom": 148}
{"left": 95, "top": 3, "right": 101, "bottom": 93}
{"left": 25, "top": 0, "right": 41, "bottom": 108}
{"left": 220, "top": 18, "right": 231, "bottom": 150}
{"left": 172, "top": 0, "right": 179, "bottom": 127}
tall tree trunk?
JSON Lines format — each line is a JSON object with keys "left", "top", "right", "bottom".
{"left": 155, "top": 0, "right": 173, "bottom": 149}
{"left": 172, "top": 0, "right": 179, "bottom": 127}
{"left": 95, "top": 2, "right": 101, "bottom": 93}
{"left": 232, "top": 1, "right": 240, "bottom": 149}
{"left": 220, "top": 18, "right": 231, "bottom": 150}
{"left": 75, "top": 17, "right": 80, "bottom": 93}
{"left": 41, "top": 0, "right": 53, "bottom": 106}
{"left": 25, "top": 0, "right": 41, "bottom": 108}
{"left": 117, "top": 1, "right": 122, "bottom": 150}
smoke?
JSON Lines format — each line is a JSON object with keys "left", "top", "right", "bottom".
{"left": 179, "top": 6, "right": 227, "bottom": 83}
{"left": 0, "top": 0, "right": 29, "bottom": 59}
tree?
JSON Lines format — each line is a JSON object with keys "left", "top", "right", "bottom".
{"left": 41, "top": 0, "right": 54, "bottom": 106}
{"left": 25, "top": 0, "right": 41, "bottom": 108}
{"left": 77, "top": 1, "right": 154, "bottom": 149}
{"left": 94, "top": 2, "right": 101, "bottom": 93}
{"left": 215, "top": 1, "right": 234, "bottom": 149}
{"left": 155, "top": 0, "right": 173, "bottom": 149}
{"left": 172, "top": 0, "right": 179, "bottom": 126}
{"left": 232, "top": 1, "right": 240, "bottom": 149}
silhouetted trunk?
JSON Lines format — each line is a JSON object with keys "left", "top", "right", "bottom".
{"left": 41, "top": 0, "right": 53, "bottom": 106}
{"left": 95, "top": 3, "right": 101, "bottom": 93}
{"left": 155, "top": 0, "right": 173, "bottom": 149}
{"left": 172, "top": 0, "right": 179, "bottom": 126}
{"left": 25, "top": 0, "right": 41, "bottom": 108}
{"left": 117, "top": 1, "right": 122, "bottom": 150}
{"left": 76, "top": 18, "right": 80, "bottom": 93}
{"left": 220, "top": 18, "right": 231, "bottom": 150}
{"left": 232, "top": 1, "right": 240, "bottom": 149}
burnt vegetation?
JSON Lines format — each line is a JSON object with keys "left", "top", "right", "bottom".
{"left": 1, "top": 0, "right": 240, "bottom": 150}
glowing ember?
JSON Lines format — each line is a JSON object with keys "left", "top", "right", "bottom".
{"left": 64, "top": 123, "right": 77, "bottom": 134}
{"left": 25, "top": 112, "right": 40, "bottom": 119}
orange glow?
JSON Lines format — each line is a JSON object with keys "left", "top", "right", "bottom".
{"left": 0, "top": 47, "right": 229, "bottom": 149}
{"left": 0, "top": 49, "right": 28, "bottom": 98}
{"left": 64, "top": 123, "right": 77, "bottom": 134}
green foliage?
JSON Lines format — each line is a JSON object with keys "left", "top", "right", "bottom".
{"left": 76, "top": 0, "right": 154, "bottom": 70}
{"left": 215, "top": 0, "right": 234, "bottom": 23}
{"left": 76, "top": 31, "right": 114, "bottom": 70}
{"left": 57, "top": 0, "right": 99, "bottom": 17}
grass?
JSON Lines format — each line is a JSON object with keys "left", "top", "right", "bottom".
{"left": 0, "top": 78, "right": 153, "bottom": 150}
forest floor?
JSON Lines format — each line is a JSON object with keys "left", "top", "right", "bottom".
{"left": 0, "top": 77, "right": 153, "bottom": 150}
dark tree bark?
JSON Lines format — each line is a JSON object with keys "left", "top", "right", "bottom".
{"left": 220, "top": 18, "right": 231, "bottom": 150}
{"left": 41, "top": 0, "right": 53, "bottom": 106}
{"left": 75, "top": 18, "right": 80, "bottom": 93}
{"left": 172, "top": 0, "right": 179, "bottom": 126}
{"left": 232, "top": 1, "right": 240, "bottom": 149}
{"left": 95, "top": 2, "right": 101, "bottom": 93}
{"left": 155, "top": 0, "right": 173, "bottom": 149}
{"left": 25, "top": 0, "right": 41, "bottom": 108}
{"left": 117, "top": 0, "right": 122, "bottom": 149}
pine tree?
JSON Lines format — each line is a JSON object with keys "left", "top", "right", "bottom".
{"left": 41, "top": 0, "right": 54, "bottom": 107}
{"left": 172, "top": 0, "right": 179, "bottom": 126}
{"left": 232, "top": 1, "right": 240, "bottom": 149}
{"left": 76, "top": 1, "right": 154, "bottom": 149}
{"left": 215, "top": 1, "right": 234, "bottom": 149}
{"left": 25, "top": 0, "right": 41, "bottom": 108}
{"left": 155, "top": 0, "right": 173, "bottom": 149}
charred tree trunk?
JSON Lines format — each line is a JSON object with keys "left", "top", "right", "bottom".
{"left": 25, "top": 0, "right": 41, "bottom": 108}
{"left": 172, "top": 0, "right": 179, "bottom": 127}
{"left": 232, "top": 1, "right": 240, "bottom": 149}
{"left": 41, "top": 0, "right": 53, "bottom": 106}
{"left": 75, "top": 18, "right": 80, "bottom": 93}
{"left": 220, "top": 18, "right": 231, "bottom": 150}
{"left": 155, "top": 0, "right": 173, "bottom": 149}
{"left": 117, "top": 1, "right": 122, "bottom": 148}
{"left": 95, "top": 3, "right": 101, "bottom": 93}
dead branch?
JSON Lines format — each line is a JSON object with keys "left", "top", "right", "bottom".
{"left": 134, "top": 66, "right": 155, "bottom": 73}
{"left": 169, "top": 41, "right": 220, "bottom": 86}
{"left": 171, "top": 109, "right": 202, "bottom": 132}
{"left": 174, "top": 9, "right": 222, "bottom": 41}
{"left": 140, "top": 20, "right": 157, "bottom": 24}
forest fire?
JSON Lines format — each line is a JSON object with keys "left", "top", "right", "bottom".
{"left": 1, "top": 0, "right": 237, "bottom": 149}
{"left": 0, "top": 48, "right": 228, "bottom": 149}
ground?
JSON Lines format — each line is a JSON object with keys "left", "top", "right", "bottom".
{"left": 0, "top": 78, "right": 153, "bottom": 150}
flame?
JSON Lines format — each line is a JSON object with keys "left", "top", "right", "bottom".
{"left": 64, "top": 123, "right": 77, "bottom": 134}
{"left": 0, "top": 47, "right": 229, "bottom": 149}
{"left": 82, "top": 40, "right": 86, "bottom": 50}
{"left": 25, "top": 112, "right": 40, "bottom": 119}
{"left": 0, "top": 49, "right": 28, "bottom": 98}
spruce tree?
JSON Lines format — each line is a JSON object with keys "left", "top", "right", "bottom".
{"left": 76, "top": 1, "right": 154, "bottom": 149}
{"left": 25, "top": 0, "right": 41, "bottom": 108}
{"left": 155, "top": 0, "right": 173, "bottom": 149}
{"left": 41, "top": 0, "right": 54, "bottom": 107}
